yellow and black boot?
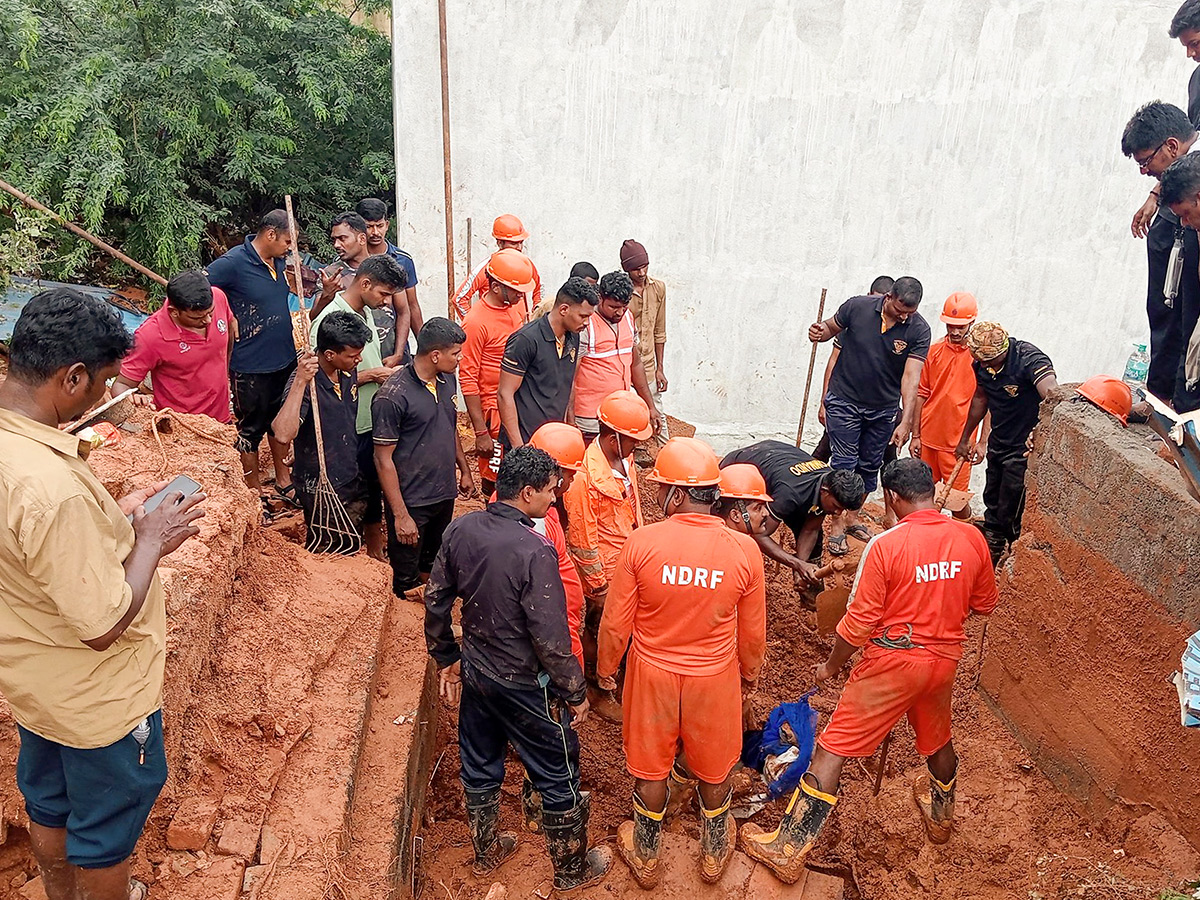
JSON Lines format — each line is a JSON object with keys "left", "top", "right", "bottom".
{"left": 616, "top": 792, "right": 664, "bottom": 889}
{"left": 697, "top": 787, "right": 736, "bottom": 884}
{"left": 913, "top": 764, "right": 956, "bottom": 844}
{"left": 738, "top": 775, "right": 837, "bottom": 884}
{"left": 465, "top": 788, "right": 518, "bottom": 876}
{"left": 521, "top": 776, "right": 543, "bottom": 833}
{"left": 662, "top": 761, "right": 697, "bottom": 823}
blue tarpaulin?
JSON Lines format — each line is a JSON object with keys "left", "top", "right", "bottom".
{"left": 0, "top": 277, "right": 148, "bottom": 342}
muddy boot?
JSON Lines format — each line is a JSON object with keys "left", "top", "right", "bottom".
{"left": 543, "top": 795, "right": 613, "bottom": 893}
{"left": 913, "top": 765, "right": 956, "bottom": 844}
{"left": 697, "top": 787, "right": 735, "bottom": 884}
{"left": 616, "top": 792, "right": 664, "bottom": 888}
{"left": 465, "top": 788, "right": 518, "bottom": 876}
{"left": 521, "top": 776, "right": 543, "bottom": 834}
{"left": 662, "top": 762, "right": 697, "bottom": 823}
{"left": 586, "top": 683, "right": 623, "bottom": 724}
{"left": 738, "top": 774, "right": 837, "bottom": 885}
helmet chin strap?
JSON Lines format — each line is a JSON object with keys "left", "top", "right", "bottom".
{"left": 736, "top": 499, "right": 752, "bottom": 533}
{"left": 663, "top": 485, "right": 680, "bottom": 514}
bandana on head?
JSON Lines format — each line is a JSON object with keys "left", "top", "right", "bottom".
{"left": 966, "top": 321, "right": 1009, "bottom": 362}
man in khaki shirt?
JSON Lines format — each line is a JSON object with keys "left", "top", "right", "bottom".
{"left": 0, "top": 288, "right": 205, "bottom": 900}
{"left": 619, "top": 240, "right": 669, "bottom": 451}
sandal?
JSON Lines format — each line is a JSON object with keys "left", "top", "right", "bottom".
{"left": 827, "top": 533, "right": 849, "bottom": 556}
{"left": 845, "top": 523, "right": 873, "bottom": 542}
{"left": 128, "top": 879, "right": 149, "bottom": 900}
{"left": 273, "top": 483, "right": 302, "bottom": 509}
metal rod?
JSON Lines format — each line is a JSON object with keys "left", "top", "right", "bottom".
{"left": 873, "top": 732, "right": 892, "bottom": 796}
{"left": 65, "top": 388, "right": 138, "bottom": 433}
{"left": 796, "top": 287, "right": 828, "bottom": 446}
{"left": 437, "top": 0, "right": 455, "bottom": 310}
{"left": 935, "top": 458, "right": 967, "bottom": 512}
{"left": 466, "top": 216, "right": 472, "bottom": 280}
{"left": 0, "top": 178, "right": 168, "bottom": 287}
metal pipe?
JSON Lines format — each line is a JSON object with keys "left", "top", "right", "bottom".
{"left": 437, "top": 0, "right": 455, "bottom": 312}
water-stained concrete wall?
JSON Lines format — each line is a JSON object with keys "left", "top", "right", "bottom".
{"left": 392, "top": 0, "right": 1189, "bottom": 445}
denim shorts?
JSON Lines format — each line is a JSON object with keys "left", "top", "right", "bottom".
{"left": 17, "top": 710, "right": 168, "bottom": 869}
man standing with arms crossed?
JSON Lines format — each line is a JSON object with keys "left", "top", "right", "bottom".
{"left": 741, "top": 459, "right": 997, "bottom": 884}
{"left": 620, "top": 240, "right": 669, "bottom": 457}
{"left": 0, "top": 289, "right": 206, "bottom": 900}
{"left": 357, "top": 197, "right": 422, "bottom": 354}
{"left": 599, "top": 437, "right": 766, "bottom": 886}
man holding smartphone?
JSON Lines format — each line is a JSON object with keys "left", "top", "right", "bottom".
{"left": 0, "top": 289, "right": 206, "bottom": 900}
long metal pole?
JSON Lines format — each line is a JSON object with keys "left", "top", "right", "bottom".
{"left": 796, "top": 287, "right": 828, "bottom": 446}
{"left": 390, "top": 1, "right": 404, "bottom": 259}
{"left": 437, "top": 0, "right": 455, "bottom": 312}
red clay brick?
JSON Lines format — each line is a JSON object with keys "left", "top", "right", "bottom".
{"left": 216, "top": 819, "right": 261, "bottom": 859}
{"left": 166, "top": 797, "right": 220, "bottom": 851}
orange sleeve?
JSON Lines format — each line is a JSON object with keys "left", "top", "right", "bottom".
{"left": 597, "top": 540, "right": 638, "bottom": 680}
{"left": 531, "top": 263, "right": 542, "bottom": 308}
{"left": 736, "top": 542, "right": 768, "bottom": 683}
{"left": 565, "top": 476, "right": 607, "bottom": 595}
{"left": 836, "top": 538, "right": 890, "bottom": 647}
{"left": 917, "top": 346, "right": 934, "bottom": 399}
{"left": 452, "top": 264, "right": 488, "bottom": 321}
{"left": 458, "top": 314, "right": 486, "bottom": 395}
{"left": 968, "top": 532, "right": 1000, "bottom": 616}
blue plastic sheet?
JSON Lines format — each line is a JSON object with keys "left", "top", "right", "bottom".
{"left": 741, "top": 690, "right": 820, "bottom": 798}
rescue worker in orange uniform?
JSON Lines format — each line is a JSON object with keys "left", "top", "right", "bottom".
{"left": 909, "top": 292, "right": 990, "bottom": 519}
{"left": 570, "top": 271, "right": 660, "bottom": 441}
{"left": 740, "top": 458, "right": 998, "bottom": 884}
{"left": 564, "top": 390, "right": 651, "bottom": 720}
{"left": 460, "top": 250, "right": 534, "bottom": 494}
{"left": 452, "top": 214, "right": 542, "bottom": 321}
{"left": 597, "top": 437, "right": 766, "bottom": 886}
{"left": 715, "top": 463, "right": 773, "bottom": 536}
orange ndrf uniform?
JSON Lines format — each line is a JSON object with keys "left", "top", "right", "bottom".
{"left": 597, "top": 513, "right": 766, "bottom": 784}
{"left": 819, "top": 510, "right": 998, "bottom": 759}
{"left": 460, "top": 299, "right": 527, "bottom": 480}
{"left": 543, "top": 506, "right": 585, "bottom": 670}
{"left": 452, "top": 258, "right": 542, "bottom": 323}
{"left": 916, "top": 337, "right": 981, "bottom": 491}
{"left": 564, "top": 439, "right": 642, "bottom": 599}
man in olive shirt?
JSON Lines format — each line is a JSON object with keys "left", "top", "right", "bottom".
{"left": 0, "top": 289, "right": 205, "bottom": 900}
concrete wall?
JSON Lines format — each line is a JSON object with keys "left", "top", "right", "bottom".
{"left": 393, "top": 0, "right": 1190, "bottom": 447}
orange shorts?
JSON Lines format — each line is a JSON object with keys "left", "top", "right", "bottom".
{"left": 920, "top": 446, "right": 971, "bottom": 491}
{"left": 478, "top": 408, "right": 503, "bottom": 481}
{"left": 622, "top": 653, "right": 741, "bottom": 784}
{"left": 818, "top": 649, "right": 958, "bottom": 759}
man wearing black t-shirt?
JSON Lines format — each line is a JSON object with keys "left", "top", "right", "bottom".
{"left": 720, "top": 441, "right": 866, "bottom": 587}
{"left": 955, "top": 323, "right": 1059, "bottom": 566}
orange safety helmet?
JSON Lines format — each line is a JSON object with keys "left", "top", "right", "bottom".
{"left": 597, "top": 390, "right": 653, "bottom": 440}
{"left": 1075, "top": 374, "right": 1132, "bottom": 426}
{"left": 530, "top": 422, "right": 586, "bottom": 470}
{"left": 940, "top": 292, "right": 978, "bottom": 325}
{"left": 492, "top": 214, "right": 529, "bottom": 242}
{"left": 718, "top": 463, "right": 772, "bottom": 501}
{"left": 647, "top": 437, "right": 722, "bottom": 486}
{"left": 485, "top": 249, "right": 536, "bottom": 293}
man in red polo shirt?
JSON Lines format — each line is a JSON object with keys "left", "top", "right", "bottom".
{"left": 740, "top": 458, "right": 998, "bottom": 884}
{"left": 114, "top": 271, "right": 233, "bottom": 422}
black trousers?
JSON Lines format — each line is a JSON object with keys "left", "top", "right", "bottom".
{"left": 1175, "top": 227, "right": 1200, "bottom": 413}
{"left": 1146, "top": 215, "right": 1185, "bottom": 402}
{"left": 981, "top": 450, "right": 1028, "bottom": 559}
{"left": 458, "top": 659, "right": 582, "bottom": 813}
{"left": 385, "top": 497, "right": 455, "bottom": 593}
{"left": 356, "top": 432, "right": 384, "bottom": 526}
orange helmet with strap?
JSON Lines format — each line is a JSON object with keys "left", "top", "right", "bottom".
{"left": 940, "top": 291, "right": 978, "bottom": 325}
{"left": 485, "top": 249, "right": 536, "bottom": 293}
{"left": 529, "top": 422, "right": 586, "bottom": 470}
{"left": 1075, "top": 374, "right": 1132, "bottom": 426}
{"left": 492, "top": 214, "right": 529, "bottom": 242}
{"left": 647, "top": 437, "right": 721, "bottom": 486}
{"left": 718, "top": 463, "right": 772, "bottom": 501}
{"left": 598, "top": 390, "right": 653, "bottom": 440}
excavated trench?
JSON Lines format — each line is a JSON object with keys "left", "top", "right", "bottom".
{"left": 0, "top": 405, "right": 1196, "bottom": 900}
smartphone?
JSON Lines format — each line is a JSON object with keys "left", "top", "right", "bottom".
{"left": 130, "top": 474, "right": 202, "bottom": 521}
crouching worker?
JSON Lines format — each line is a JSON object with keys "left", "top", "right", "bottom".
{"left": 598, "top": 437, "right": 766, "bottom": 886}
{"left": 740, "top": 459, "right": 998, "bottom": 884}
{"left": 424, "top": 446, "right": 612, "bottom": 891}
{"left": 272, "top": 311, "right": 372, "bottom": 536}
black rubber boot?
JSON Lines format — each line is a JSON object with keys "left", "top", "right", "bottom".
{"left": 616, "top": 791, "right": 664, "bottom": 888}
{"left": 543, "top": 794, "right": 613, "bottom": 893}
{"left": 914, "top": 764, "right": 957, "bottom": 844}
{"left": 697, "top": 786, "right": 735, "bottom": 884}
{"left": 521, "top": 776, "right": 543, "bottom": 834}
{"left": 738, "top": 774, "right": 837, "bottom": 885}
{"left": 465, "top": 788, "right": 518, "bottom": 876}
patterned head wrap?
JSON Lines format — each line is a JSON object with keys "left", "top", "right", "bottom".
{"left": 966, "top": 321, "right": 1010, "bottom": 362}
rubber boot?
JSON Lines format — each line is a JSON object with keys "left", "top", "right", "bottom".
{"left": 616, "top": 792, "right": 664, "bottom": 889}
{"left": 697, "top": 787, "right": 735, "bottom": 884}
{"left": 543, "top": 795, "right": 613, "bottom": 893}
{"left": 913, "top": 765, "right": 956, "bottom": 844}
{"left": 465, "top": 788, "right": 518, "bottom": 877}
{"left": 738, "top": 774, "right": 837, "bottom": 885}
{"left": 662, "top": 761, "right": 697, "bottom": 823}
{"left": 521, "top": 776, "right": 543, "bottom": 833}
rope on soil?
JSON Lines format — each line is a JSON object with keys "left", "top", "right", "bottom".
{"left": 148, "top": 408, "right": 233, "bottom": 475}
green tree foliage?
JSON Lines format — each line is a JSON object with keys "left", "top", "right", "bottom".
{"left": 0, "top": 0, "right": 394, "bottom": 285}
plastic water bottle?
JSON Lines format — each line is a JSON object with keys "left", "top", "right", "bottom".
{"left": 1123, "top": 343, "right": 1150, "bottom": 390}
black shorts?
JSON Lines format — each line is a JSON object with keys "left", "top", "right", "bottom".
{"left": 231, "top": 362, "right": 296, "bottom": 454}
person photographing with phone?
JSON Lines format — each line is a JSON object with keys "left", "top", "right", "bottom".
{"left": 0, "top": 289, "right": 206, "bottom": 900}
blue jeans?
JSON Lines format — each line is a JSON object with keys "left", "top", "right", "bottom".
{"left": 824, "top": 393, "right": 896, "bottom": 493}
{"left": 457, "top": 658, "right": 582, "bottom": 812}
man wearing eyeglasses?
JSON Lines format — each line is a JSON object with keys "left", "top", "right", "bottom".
{"left": 1120, "top": 101, "right": 1198, "bottom": 406}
